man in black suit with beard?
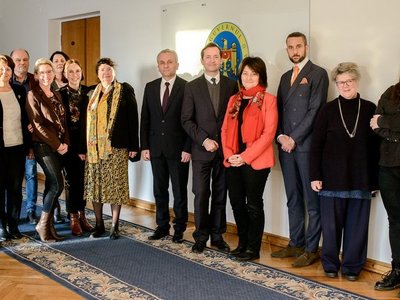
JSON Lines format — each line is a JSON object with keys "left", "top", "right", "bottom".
{"left": 140, "top": 49, "right": 191, "bottom": 243}
{"left": 181, "top": 43, "right": 238, "bottom": 253}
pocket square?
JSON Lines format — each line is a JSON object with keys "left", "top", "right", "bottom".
{"left": 300, "top": 77, "right": 308, "bottom": 84}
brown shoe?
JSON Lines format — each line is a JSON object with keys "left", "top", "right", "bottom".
{"left": 70, "top": 213, "right": 83, "bottom": 236}
{"left": 292, "top": 251, "right": 319, "bottom": 267}
{"left": 78, "top": 211, "right": 94, "bottom": 232}
{"left": 271, "top": 245, "right": 305, "bottom": 258}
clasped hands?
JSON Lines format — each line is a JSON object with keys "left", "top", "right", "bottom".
{"left": 227, "top": 154, "right": 245, "bottom": 167}
{"left": 278, "top": 135, "right": 296, "bottom": 153}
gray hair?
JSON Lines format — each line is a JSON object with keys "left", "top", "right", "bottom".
{"left": 331, "top": 62, "right": 361, "bottom": 82}
{"left": 157, "top": 49, "right": 178, "bottom": 63}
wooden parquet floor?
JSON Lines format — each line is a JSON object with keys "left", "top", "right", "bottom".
{"left": 0, "top": 188, "right": 399, "bottom": 299}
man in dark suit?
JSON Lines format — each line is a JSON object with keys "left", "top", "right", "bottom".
{"left": 140, "top": 49, "right": 191, "bottom": 243}
{"left": 181, "top": 42, "right": 238, "bottom": 253}
{"left": 272, "top": 32, "right": 329, "bottom": 267}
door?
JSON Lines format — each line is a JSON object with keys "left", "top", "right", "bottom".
{"left": 61, "top": 16, "right": 100, "bottom": 86}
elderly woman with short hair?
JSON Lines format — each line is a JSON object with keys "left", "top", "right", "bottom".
{"left": 310, "top": 62, "right": 379, "bottom": 280}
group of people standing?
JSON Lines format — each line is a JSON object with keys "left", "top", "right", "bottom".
{"left": 0, "top": 30, "right": 399, "bottom": 295}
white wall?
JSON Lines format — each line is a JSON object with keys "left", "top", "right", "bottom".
{"left": 1, "top": 0, "right": 399, "bottom": 264}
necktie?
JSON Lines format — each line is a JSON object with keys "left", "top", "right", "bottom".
{"left": 291, "top": 65, "right": 299, "bottom": 86}
{"left": 162, "top": 82, "right": 170, "bottom": 113}
{"left": 211, "top": 77, "right": 217, "bottom": 85}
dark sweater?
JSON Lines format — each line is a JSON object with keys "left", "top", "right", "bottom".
{"left": 310, "top": 95, "right": 379, "bottom": 191}
{"left": 374, "top": 82, "right": 400, "bottom": 167}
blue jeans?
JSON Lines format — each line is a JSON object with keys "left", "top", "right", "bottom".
{"left": 25, "top": 157, "right": 38, "bottom": 213}
{"left": 33, "top": 143, "right": 64, "bottom": 213}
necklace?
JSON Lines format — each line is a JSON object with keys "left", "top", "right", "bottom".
{"left": 338, "top": 98, "right": 360, "bottom": 138}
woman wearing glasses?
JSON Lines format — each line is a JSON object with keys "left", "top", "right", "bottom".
{"left": 26, "top": 58, "right": 70, "bottom": 242}
{"left": 310, "top": 62, "right": 379, "bottom": 281}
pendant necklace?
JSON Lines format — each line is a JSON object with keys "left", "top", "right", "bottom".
{"left": 338, "top": 98, "right": 360, "bottom": 138}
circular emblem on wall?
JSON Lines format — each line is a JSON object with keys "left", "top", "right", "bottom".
{"left": 207, "top": 22, "right": 249, "bottom": 80}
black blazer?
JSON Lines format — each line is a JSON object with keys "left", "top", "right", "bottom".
{"left": 277, "top": 60, "right": 329, "bottom": 152}
{"left": 0, "top": 84, "right": 31, "bottom": 151}
{"left": 140, "top": 76, "right": 191, "bottom": 159}
{"left": 181, "top": 74, "right": 238, "bottom": 161}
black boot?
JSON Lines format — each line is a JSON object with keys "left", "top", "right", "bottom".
{"left": 109, "top": 222, "right": 120, "bottom": 240}
{"left": 375, "top": 263, "right": 400, "bottom": 291}
{"left": 54, "top": 201, "right": 66, "bottom": 224}
{"left": 0, "top": 219, "right": 11, "bottom": 241}
{"left": 90, "top": 221, "right": 105, "bottom": 238}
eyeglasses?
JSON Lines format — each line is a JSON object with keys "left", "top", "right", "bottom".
{"left": 336, "top": 79, "right": 355, "bottom": 87}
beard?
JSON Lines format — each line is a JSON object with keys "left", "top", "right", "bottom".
{"left": 289, "top": 54, "right": 306, "bottom": 64}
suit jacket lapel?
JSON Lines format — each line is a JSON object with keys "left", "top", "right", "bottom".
{"left": 154, "top": 78, "right": 164, "bottom": 116}
{"left": 285, "top": 61, "right": 313, "bottom": 102}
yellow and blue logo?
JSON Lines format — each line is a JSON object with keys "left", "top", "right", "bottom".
{"left": 207, "top": 22, "right": 249, "bottom": 80}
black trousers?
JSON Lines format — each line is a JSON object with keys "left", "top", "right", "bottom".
{"left": 33, "top": 142, "right": 64, "bottom": 213}
{"left": 62, "top": 150, "right": 86, "bottom": 213}
{"left": 150, "top": 155, "right": 189, "bottom": 234}
{"left": 320, "top": 196, "right": 371, "bottom": 274}
{"left": 379, "top": 166, "right": 400, "bottom": 266}
{"left": 227, "top": 165, "right": 270, "bottom": 253}
{"left": 191, "top": 157, "right": 227, "bottom": 242}
{"left": 0, "top": 145, "right": 25, "bottom": 230}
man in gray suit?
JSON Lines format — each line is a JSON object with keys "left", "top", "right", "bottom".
{"left": 272, "top": 32, "right": 329, "bottom": 267}
{"left": 181, "top": 42, "right": 237, "bottom": 254}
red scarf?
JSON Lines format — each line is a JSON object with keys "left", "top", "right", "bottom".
{"left": 225, "top": 85, "right": 267, "bottom": 154}
{"left": 229, "top": 84, "right": 265, "bottom": 118}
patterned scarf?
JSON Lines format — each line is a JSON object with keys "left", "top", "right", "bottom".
{"left": 86, "top": 81, "right": 122, "bottom": 163}
{"left": 229, "top": 84, "right": 265, "bottom": 119}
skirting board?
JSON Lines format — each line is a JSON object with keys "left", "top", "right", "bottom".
{"left": 127, "top": 197, "right": 391, "bottom": 276}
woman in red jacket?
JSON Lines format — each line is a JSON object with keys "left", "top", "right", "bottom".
{"left": 221, "top": 57, "right": 278, "bottom": 261}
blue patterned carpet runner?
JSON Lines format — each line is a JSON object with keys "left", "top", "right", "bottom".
{"left": 1, "top": 200, "right": 371, "bottom": 300}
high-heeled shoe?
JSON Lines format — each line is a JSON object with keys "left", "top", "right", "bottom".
{"left": 109, "top": 223, "right": 120, "bottom": 240}
{"left": 36, "top": 212, "right": 56, "bottom": 243}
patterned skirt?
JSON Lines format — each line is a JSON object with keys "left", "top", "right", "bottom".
{"left": 84, "top": 148, "right": 129, "bottom": 205}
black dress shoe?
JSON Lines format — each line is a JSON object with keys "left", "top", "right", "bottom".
{"left": 148, "top": 229, "right": 169, "bottom": 240}
{"left": 324, "top": 270, "right": 338, "bottom": 278}
{"left": 172, "top": 233, "right": 184, "bottom": 243}
{"left": 343, "top": 272, "right": 359, "bottom": 281}
{"left": 235, "top": 250, "right": 260, "bottom": 261}
{"left": 0, "top": 228, "right": 11, "bottom": 242}
{"left": 9, "top": 229, "right": 23, "bottom": 239}
{"left": 230, "top": 245, "right": 246, "bottom": 256}
{"left": 375, "top": 268, "right": 400, "bottom": 290}
{"left": 192, "top": 241, "right": 206, "bottom": 253}
{"left": 211, "top": 240, "right": 230, "bottom": 253}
